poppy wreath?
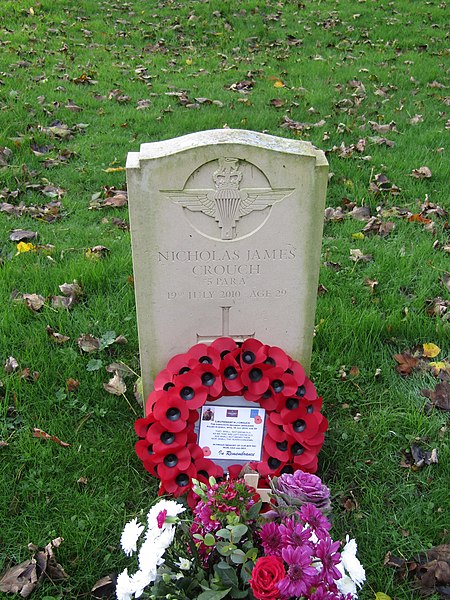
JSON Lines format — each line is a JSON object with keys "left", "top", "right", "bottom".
{"left": 134, "top": 337, "right": 328, "bottom": 504}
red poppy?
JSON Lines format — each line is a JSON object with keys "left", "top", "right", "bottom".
{"left": 264, "top": 345, "right": 290, "bottom": 371}
{"left": 266, "top": 418, "right": 286, "bottom": 442}
{"left": 135, "top": 438, "right": 156, "bottom": 465}
{"left": 149, "top": 424, "right": 189, "bottom": 455}
{"left": 254, "top": 450, "right": 285, "bottom": 477}
{"left": 239, "top": 339, "right": 267, "bottom": 370}
{"left": 192, "top": 363, "right": 223, "bottom": 398}
{"left": 162, "top": 463, "right": 197, "bottom": 496}
{"left": 282, "top": 408, "right": 321, "bottom": 443}
{"left": 166, "top": 352, "right": 191, "bottom": 375}
{"left": 154, "top": 368, "right": 176, "bottom": 392}
{"left": 241, "top": 363, "right": 271, "bottom": 396}
{"left": 210, "top": 336, "right": 238, "bottom": 357}
{"left": 267, "top": 367, "right": 298, "bottom": 398}
{"left": 287, "top": 360, "right": 306, "bottom": 386}
{"left": 194, "top": 457, "right": 224, "bottom": 483}
{"left": 155, "top": 446, "right": 192, "bottom": 481}
{"left": 167, "top": 371, "right": 208, "bottom": 410}
{"left": 185, "top": 343, "right": 222, "bottom": 370}
{"left": 134, "top": 414, "right": 155, "bottom": 438}
{"left": 145, "top": 390, "right": 167, "bottom": 415}
{"left": 263, "top": 433, "right": 291, "bottom": 462}
{"left": 220, "top": 352, "right": 244, "bottom": 393}
{"left": 153, "top": 395, "right": 189, "bottom": 432}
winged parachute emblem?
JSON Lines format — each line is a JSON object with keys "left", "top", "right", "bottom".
{"left": 162, "top": 158, "right": 294, "bottom": 240}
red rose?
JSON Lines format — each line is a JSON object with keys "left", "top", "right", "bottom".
{"left": 249, "top": 556, "right": 285, "bottom": 599}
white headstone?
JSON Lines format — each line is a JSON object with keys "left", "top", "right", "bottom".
{"left": 127, "top": 129, "right": 328, "bottom": 400}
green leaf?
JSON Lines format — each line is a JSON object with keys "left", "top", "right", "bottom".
{"left": 86, "top": 358, "right": 103, "bottom": 371}
{"left": 240, "top": 560, "right": 254, "bottom": 585}
{"left": 245, "top": 548, "right": 258, "bottom": 561}
{"left": 230, "top": 549, "right": 246, "bottom": 564}
{"left": 216, "top": 528, "right": 231, "bottom": 540}
{"left": 230, "top": 524, "right": 248, "bottom": 541}
{"left": 99, "top": 330, "right": 116, "bottom": 350}
{"left": 247, "top": 501, "right": 262, "bottom": 520}
{"left": 204, "top": 533, "right": 216, "bottom": 546}
{"left": 197, "top": 588, "right": 232, "bottom": 600}
{"left": 193, "top": 533, "right": 204, "bottom": 541}
{"left": 231, "top": 589, "right": 250, "bottom": 599}
{"left": 214, "top": 562, "right": 239, "bottom": 588}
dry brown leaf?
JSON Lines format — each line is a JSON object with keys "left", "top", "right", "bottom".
{"left": 4, "top": 356, "right": 19, "bottom": 374}
{"left": 421, "top": 381, "right": 450, "bottom": 412}
{"left": 23, "top": 293, "right": 45, "bottom": 312}
{"left": 91, "top": 574, "right": 117, "bottom": 599}
{"left": 410, "top": 166, "right": 432, "bottom": 179}
{"left": 32, "top": 428, "right": 71, "bottom": 447}
{"left": 86, "top": 245, "right": 110, "bottom": 259}
{"left": 0, "top": 440, "right": 8, "bottom": 448}
{"left": 9, "top": 230, "right": 38, "bottom": 242}
{"left": 77, "top": 334, "right": 100, "bottom": 353}
{"left": 46, "top": 326, "right": 70, "bottom": 344}
{"left": 349, "top": 248, "right": 373, "bottom": 262}
{"left": 393, "top": 353, "right": 419, "bottom": 375}
{"left": 66, "top": 378, "right": 80, "bottom": 392}
{"left": 103, "top": 371, "right": 127, "bottom": 395}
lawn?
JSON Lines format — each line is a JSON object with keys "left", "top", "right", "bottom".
{"left": 0, "top": 0, "right": 448, "bottom": 598}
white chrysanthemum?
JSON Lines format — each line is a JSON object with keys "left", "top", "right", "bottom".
{"left": 138, "top": 536, "right": 166, "bottom": 580}
{"left": 341, "top": 537, "right": 366, "bottom": 588}
{"left": 116, "top": 568, "right": 135, "bottom": 600}
{"left": 120, "top": 518, "right": 145, "bottom": 557}
{"left": 131, "top": 569, "right": 153, "bottom": 599}
{"left": 147, "top": 499, "right": 185, "bottom": 530}
{"left": 335, "top": 564, "right": 358, "bottom": 598}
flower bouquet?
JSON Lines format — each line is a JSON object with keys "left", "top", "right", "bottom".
{"left": 116, "top": 471, "right": 365, "bottom": 600}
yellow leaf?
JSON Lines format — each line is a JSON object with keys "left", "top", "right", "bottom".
{"left": 29, "top": 7, "right": 35, "bottom": 15}
{"left": 352, "top": 232, "right": 365, "bottom": 240}
{"left": 102, "top": 167, "right": 125, "bottom": 173}
{"left": 185, "top": 58, "right": 193, "bottom": 65}
{"left": 274, "top": 80, "right": 284, "bottom": 88}
{"left": 423, "top": 343, "right": 440, "bottom": 358}
{"left": 375, "top": 594, "right": 392, "bottom": 600}
{"left": 16, "top": 242, "right": 35, "bottom": 254}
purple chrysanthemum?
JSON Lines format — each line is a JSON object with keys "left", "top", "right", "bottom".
{"left": 300, "top": 503, "right": 331, "bottom": 535}
{"left": 279, "top": 516, "right": 312, "bottom": 548}
{"left": 315, "top": 536, "right": 342, "bottom": 586}
{"left": 259, "top": 522, "right": 284, "bottom": 557}
{"left": 310, "top": 585, "right": 350, "bottom": 600}
{"left": 278, "top": 545, "right": 318, "bottom": 598}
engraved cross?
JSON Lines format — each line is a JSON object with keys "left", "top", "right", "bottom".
{"left": 196, "top": 306, "right": 255, "bottom": 343}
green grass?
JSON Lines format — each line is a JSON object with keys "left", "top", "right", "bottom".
{"left": 0, "top": 0, "right": 448, "bottom": 598}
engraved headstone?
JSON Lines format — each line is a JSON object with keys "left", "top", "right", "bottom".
{"left": 126, "top": 129, "right": 328, "bottom": 399}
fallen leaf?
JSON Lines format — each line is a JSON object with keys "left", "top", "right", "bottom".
{"left": 401, "top": 444, "right": 438, "bottom": 469}
{"left": 77, "top": 476, "right": 88, "bottom": 486}
{"left": 324, "top": 261, "right": 342, "bottom": 271}
{"left": 410, "top": 166, "right": 432, "bottom": 179}
{"left": 103, "top": 371, "right": 126, "bottom": 395}
{"left": 105, "top": 362, "right": 134, "bottom": 376}
{"left": 393, "top": 353, "right": 419, "bottom": 375}
{"left": 4, "top": 356, "right": 19, "bottom": 373}
{"left": 375, "top": 593, "right": 392, "bottom": 600}
{"left": 66, "top": 378, "right": 80, "bottom": 392}
{"left": 9, "top": 230, "right": 37, "bottom": 242}
{"left": 0, "top": 440, "right": 8, "bottom": 448}
{"left": 442, "top": 273, "right": 450, "bottom": 293}
{"left": 46, "top": 326, "right": 70, "bottom": 344}
{"left": 32, "top": 428, "right": 71, "bottom": 447}
{"left": 21, "top": 368, "right": 40, "bottom": 383}
{"left": 365, "top": 278, "right": 378, "bottom": 293}
{"left": 349, "top": 248, "right": 373, "bottom": 262}
{"left": 423, "top": 343, "right": 441, "bottom": 358}
{"left": 77, "top": 334, "right": 100, "bottom": 353}
{"left": 102, "top": 166, "right": 126, "bottom": 173}
{"left": 22, "top": 293, "right": 46, "bottom": 312}
{"left": 91, "top": 574, "right": 117, "bottom": 599}
{"left": 86, "top": 245, "right": 110, "bottom": 259}
{"left": 421, "top": 381, "right": 450, "bottom": 412}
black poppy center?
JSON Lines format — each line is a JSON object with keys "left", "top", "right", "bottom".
{"left": 201, "top": 372, "right": 216, "bottom": 386}
{"left": 268, "top": 457, "right": 281, "bottom": 469}
{"left": 176, "top": 473, "right": 189, "bottom": 487}
{"left": 306, "top": 404, "right": 314, "bottom": 414}
{"left": 163, "top": 382, "right": 175, "bottom": 391}
{"left": 180, "top": 386, "right": 195, "bottom": 401}
{"left": 242, "top": 350, "right": 256, "bottom": 364}
{"left": 179, "top": 366, "right": 190, "bottom": 375}
{"left": 262, "top": 389, "right": 272, "bottom": 399}
{"left": 249, "top": 368, "right": 263, "bottom": 382}
{"left": 276, "top": 441, "right": 288, "bottom": 452}
{"left": 164, "top": 453, "right": 178, "bottom": 468}
{"left": 220, "top": 350, "right": 230, "bottom": 359}
{"left": 166, "top": 407, "right": 181, "bottom": 421}
{"left": 293, "top": 419, "right": 306, "bottom": 433}
{"left": 264, "top": 357, "right": 276, "bottom": 366}
{"left": 224, "top": 366, "right": 238, "bottom": 380}
{"left": 286, "top": 397, "right": 299, "bottom": 410}
{"left": 147, "top": 445, "right": 154, "bottom": 456}
{"left": 199, "top": 355, "right": 213, "bottom": 364}
{"left": 198, "top": 470, "right": 208, "bottom": 478}
{"left": 292, "top": 442, "right": 305, "bottom": 456}
{"left": 281, "top": 465, "right": 294, "bottom": 475}
{"left": 296, "top": 385, "right": 306, "bottom": 398}
{"left": 160, "top": 431, "right": 175, "bottom": 445}
{"left": 285, "top": 368, "right": 293, "bottom": 375}
{"left": 271, "top": 379, "right": 284, "bottom": 393}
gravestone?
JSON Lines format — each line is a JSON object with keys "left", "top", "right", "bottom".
{"left": 126, "top": 129, "right": 328, "bottom": 400}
